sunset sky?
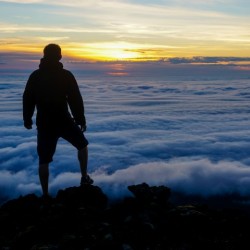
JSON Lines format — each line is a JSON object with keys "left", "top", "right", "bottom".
{"left": 0, "top": 0, "right": 250, "bottom": 63}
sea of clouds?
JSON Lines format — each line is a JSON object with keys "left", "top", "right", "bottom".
{"left": 1, "top": 68, "right": 250, "bottom": 203}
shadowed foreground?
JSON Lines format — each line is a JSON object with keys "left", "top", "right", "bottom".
{"left": 0, "top": 183, "right": 250, "bottom": 250}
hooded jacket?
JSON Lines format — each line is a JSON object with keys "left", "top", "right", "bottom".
{"left": 23, "top": 58, "right": 86, "bottom": 129}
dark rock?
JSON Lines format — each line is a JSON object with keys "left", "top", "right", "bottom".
{"left": 56, "top": 185, "right": 108, "bottom": 209}
{"left": 1, "top": 193, "right": 40, "bottom": 214}
{"left": 1, "top": 183, "right": 250, "bottom": 250}
{"left": 128, "top": 182, "right": 171, "bottom": 204}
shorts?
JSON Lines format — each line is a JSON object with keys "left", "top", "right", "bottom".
{"left": 37, "top": 122, "right": 89, "bottom": 164}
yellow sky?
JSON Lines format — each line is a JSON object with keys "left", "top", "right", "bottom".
{"left": 0, "top": 0, "right": 250, "bottom": 62}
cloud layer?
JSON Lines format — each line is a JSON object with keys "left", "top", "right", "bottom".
{"left": 1, "top": 70, "right": 250, "bottom": 203}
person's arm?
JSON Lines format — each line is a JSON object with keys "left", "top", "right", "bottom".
{"left": 67, "top": 72, "right": 86, "bottom": 131}
{"left": 23, "top": 74, "right": 36, "bottom": 129}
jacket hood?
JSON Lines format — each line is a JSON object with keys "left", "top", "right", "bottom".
{"left": 39, "top": 58, "right": 63, "bottom": 70}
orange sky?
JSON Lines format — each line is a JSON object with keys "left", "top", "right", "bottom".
{"left": 0, "top": 0, "right": 250, "bottom": 62}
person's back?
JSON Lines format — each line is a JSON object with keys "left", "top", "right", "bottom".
{"left": 23, "top": 44, "right": 93, "bottom": 197}
{"left": 24, "top": 56, "right": 85, "bottom": 129}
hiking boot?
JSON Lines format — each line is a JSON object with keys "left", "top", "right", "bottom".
{"left": 80, "top": 175, "right": 94, "bottom": 186}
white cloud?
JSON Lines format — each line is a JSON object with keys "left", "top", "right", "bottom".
{"left": 2, "top": 157, "right": 250, "bottom": 201}
{"left": 0, "top": 170, "right": 40, "bottom": 200}
{"left": 1, "top": 69, "right": 250, "bottom": 203}
{"left": 38, "top": 158, "right": 250, "bottom": 199}
{"left": 93, "top": 158, "right": 250, "bottom": 198}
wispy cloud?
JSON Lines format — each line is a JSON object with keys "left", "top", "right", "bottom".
{"left": 0, "top": 0, "right": 249, "bottom": 60}
{"left": 167, "top": 56, "right": 250, "bottom": 64}
{"left": 0, "top": 23, "right": 115, "bottom": 34}
{"left": 0, "top": 0, "right": 41, "bottom": 3}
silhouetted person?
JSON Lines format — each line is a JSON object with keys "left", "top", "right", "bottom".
{"left": 23, "top": 44, "right": 93, "bottom": 197}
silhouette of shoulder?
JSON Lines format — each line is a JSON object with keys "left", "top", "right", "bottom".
{"left": 27, "top": 68, "right": 77, "bottom": 86}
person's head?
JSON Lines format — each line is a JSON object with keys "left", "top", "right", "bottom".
{"left": 43, "top": 44, "right": 62, "bottom": 61}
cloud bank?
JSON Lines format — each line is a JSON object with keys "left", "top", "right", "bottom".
{"left": 2, "top": 158, "right": 250, "bottom": 202}
{"left": 1, "top": 71, "right": 250, "bottom": 203}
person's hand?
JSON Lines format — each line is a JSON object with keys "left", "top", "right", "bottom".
{"left": 24, "top": 124, "right": 32, "bottom": 129}
{"left": 80, "top": 125, "right": 87, "bottom": 132}
{"left": 24, "top": 121, "right": 32, "bottom": 129}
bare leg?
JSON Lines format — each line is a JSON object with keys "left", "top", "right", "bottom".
{"left": 39, "top": 163, "right": 49, "bottom": 196}
{"left": 78, "top": 146, "right": 88, "bottom": 177}
{"left": 78, "top": 146, "right": 93, "bottom": 185}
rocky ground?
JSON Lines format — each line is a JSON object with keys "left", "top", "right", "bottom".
{"left": 0, "top": 183, "right": 250, "bottom": 250}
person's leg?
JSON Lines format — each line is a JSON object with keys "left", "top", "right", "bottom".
{"left": 37, "top": 128, "right": 58, "bottom": 196}
{"left": 39, "top": 163, "right": 49, "bottom": 196}
{"left": 61, "top": 122, "right": 93, "bottom": 185}
{"left": 78, "top": 146, "right": 88, "bottom": 177}
{"left": 78, "top": 146, "right": 93, "bottom": 185}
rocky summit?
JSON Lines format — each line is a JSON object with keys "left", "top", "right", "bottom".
{"left": 0, "top": 183, "right": 250, "bottom": 250}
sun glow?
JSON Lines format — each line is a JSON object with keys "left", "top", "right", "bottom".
{"left": 66, "top": 42, "right": 142, "bottom": 61}
{"left": 105, "top": 49, "right": 138, "bottom": 61}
